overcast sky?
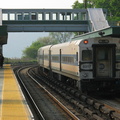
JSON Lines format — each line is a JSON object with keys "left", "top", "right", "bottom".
{"left": 1, "top": 0, "right": 83, "bottom": 58}
{"left": 0, "top": 0, "right": 83, "bottom": 9}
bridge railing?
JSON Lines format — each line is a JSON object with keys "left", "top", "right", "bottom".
{"left": 0, "top": 8, "right": 108, "bottom": 32}
{"left": 2, "top": 9, "right": 88, "bottom": 21}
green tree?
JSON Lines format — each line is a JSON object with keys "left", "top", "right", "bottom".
{"left": 72, "top": 0, "right": 93, "bottom": 9}
{"left": 22, "top": 32, "right": 73, "bottom": 59}
{"left": 22, "top": 36, "right": 57, "bottom": 59}
{"left": 87, "top": 0, "right": 120, "bottom": 20}
{"left": 49, "top": 32, "right": 73, "bottom": 43}
{"left": 72, "top": 0, "right": 120, "bottom": 21}
{"left": 72, "top": 0, "right": 84, "bottom": 8}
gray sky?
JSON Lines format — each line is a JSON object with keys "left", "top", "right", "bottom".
{"left": 3, "top": 32, "right": 49, "bottom": 58}
{"left": 0, "top": 0, "right": 83, "bottom": 9}
{"left": 1, "top": 0, "right": 83, "bottom": 58}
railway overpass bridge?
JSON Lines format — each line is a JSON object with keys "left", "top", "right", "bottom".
{"left": 0, "top": 8, "right": 109, "bottom": 53}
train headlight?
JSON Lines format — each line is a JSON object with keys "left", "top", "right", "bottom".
{"left": 84, "top": 40, "right": 88, "bottom": 44}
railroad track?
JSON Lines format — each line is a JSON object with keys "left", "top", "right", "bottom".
{"left": 14, "top": 66, "right": 45, "bottom": 120}
{"left": 32, "top": 66, "right": 120, "bottom": 120}
{"left": 98, "top": 98, "right": 120, "bottom": 114}
{"left": 13, "top": 65, "right": 120, "bottom": 120}
{"left": 14, "top": 65, "right": 80, "bottom": 120}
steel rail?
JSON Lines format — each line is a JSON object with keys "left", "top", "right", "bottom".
{"left": 27, "top": 68, "right": 80, "bottom": 120}
{"left": 33, "top": 67, "right": 120, "bottom": 120}
{"left": 15, "top": 66, "right": 46, "bottom": 120}
{"left": 29, "top": 67, "right": 105, "bottom": 120}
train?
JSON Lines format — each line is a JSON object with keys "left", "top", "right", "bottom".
{"left": 37, "top": 30, "right": 120, "bottom": 93}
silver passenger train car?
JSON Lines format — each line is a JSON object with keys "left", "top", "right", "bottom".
{"left": 37, "top": 28, "right": 120, "bottom": 93}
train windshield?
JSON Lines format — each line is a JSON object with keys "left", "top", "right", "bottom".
{"left": 82, "top": 50, "right": 92, "bottom": 61}
{"left": 97, "top": 48, "right": 109, "bottom": 60}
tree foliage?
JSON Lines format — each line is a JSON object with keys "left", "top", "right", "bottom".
{"left": 72, "top": 0, "right": 93, "bottom": 9}
{"left": 23, "top": 32, "right": 72, "bottom": 59}
{"left": 22, "top": 36, "right": 57, "bottom": 59}
{"left": 22, "top": 32, "right": 73, "bottom": 59}
{"left": 72, "top": 0, "right": 120, "bottom": 20}
{"left": 49, "top": 32, "right": 73, "bottom": 43}
{"left": 72, "top": 0, "right": 84, "bottom": 9}
{"left": 89, "top": 0, "right": 120, "bottom": 20}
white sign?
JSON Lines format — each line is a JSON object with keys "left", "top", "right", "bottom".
{"left": 81, "top": 63, "right": 92, "bottom": 70}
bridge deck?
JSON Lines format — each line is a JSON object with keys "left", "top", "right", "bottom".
{"left": 1, "top": 9, "right": 90, "bottom": 32}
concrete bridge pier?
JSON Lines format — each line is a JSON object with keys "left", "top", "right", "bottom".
{"left": 0, "top": 26, "right": 8, "bottom": 54}
{"left": 0, "top": 45, "right": 2, "bottom": 53}
{"left": 0, "top": 8, "right": 8, "bottom": 54}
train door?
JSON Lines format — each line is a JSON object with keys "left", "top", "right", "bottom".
{"left": 49, "top": 49, "right": 51, "bottom": 69}
{"left": 60, "top": 49, "right": 62, "bottom": 71}
{"left": 93, "top": 45, "right": 115, "bottom": 78}
{"left": 42, "top": 50, "right": 44, "bottom": 66}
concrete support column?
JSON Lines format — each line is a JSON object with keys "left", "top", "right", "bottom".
{"left": 0, "top": 26, "right": 8, "bottom": 48}
{"left": 49, "top": 12, "right": 52, "bottom": 20}
{"left": 65, "top": 12, "right": 67, "bottom": 20}
{"left": 43, "top": 12, "right": 45, "bottom": 20}
{"left": 56, "top": 12, "right": 59, "bottom": 20}
{"left": 0, "top": 45, "right": 2, "bottom": 54}
{"left": 72, "top": 12, "right": 74, "bottom": 20}
{"left": 79, "top": 12, "right": 82, "bottom": 20}
{"left": 0, "top": 8, "right": 2, "bottom": 25}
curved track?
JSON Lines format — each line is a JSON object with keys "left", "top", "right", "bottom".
{"left": 14, "top": 65, "right": 80, "bottom": 120}
{"left": 35, "top": 66, "right": 120, "bottom": 120}
{"left": 13, "top": 65, "right": 120, "bottom": 120}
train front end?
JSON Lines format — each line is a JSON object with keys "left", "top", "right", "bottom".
{"left": 80, "top": 37, "right": 120, "bottom": 93}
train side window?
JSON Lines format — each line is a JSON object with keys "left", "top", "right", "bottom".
{"left": 116, "top": 49, "right": 120, "bottom": 60}
{"left": 62, "top": 56, "right": 74, "bottom": 63}
{"left": 82, "top": 50, "right": 92, "bottom": 61}
{"left": 52, "top": 56, "right": 59, "bottom": 62}
{"left": 44, "top": 55, "right": 49, "bottom": 60}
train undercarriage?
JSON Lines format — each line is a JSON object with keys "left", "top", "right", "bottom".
{"left": 39, "top": 66, "right": 120, "bottom": 95}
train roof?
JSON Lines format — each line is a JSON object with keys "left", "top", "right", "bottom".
{"left": 38, "top": 45, "right": 52, "bottom": 51}
{"left": 51, "top": 39, "right": 83, "bottom": 49}
{"left": 73, "top": 26, "right": 120, "bottom": 40}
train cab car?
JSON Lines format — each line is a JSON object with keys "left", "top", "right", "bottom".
{"left": 37, "top": 34, "right": 120, "bottom": 93}
{"left": 79, "top": 37, "right": 120, "bottom": 92}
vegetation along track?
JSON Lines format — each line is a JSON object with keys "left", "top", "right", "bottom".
{"left": 13, "top": 65, "right": 80, "bottom": 120}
